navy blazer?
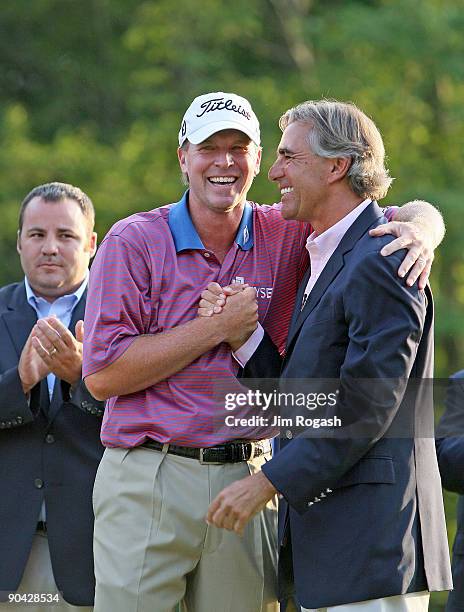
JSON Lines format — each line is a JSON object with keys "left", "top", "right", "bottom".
{"left": 436, "top": 371, "right": 464, "bottom": 612}
{"left": 0, "top": 282, "right": 104, "bottom": 606}
{"left": 246, "top": 202, "right": 452, "bottom": 608}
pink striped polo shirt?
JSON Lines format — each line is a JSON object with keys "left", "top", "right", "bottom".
{"left": 83, "top": 191, "right": 309, "bottom": 447}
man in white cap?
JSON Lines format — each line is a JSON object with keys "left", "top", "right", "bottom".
{"left": 82, "top": 92, "right": 443, "bottom": 612}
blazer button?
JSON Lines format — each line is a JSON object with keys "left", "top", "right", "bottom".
{"left": 45, "top": 434, "right": 55, "bottom": 444}
{"left": 285, "top": 430, "right": 293, "bottom": 439}
{"left": 34, "top": 478, "right": 44, "bottom": 489}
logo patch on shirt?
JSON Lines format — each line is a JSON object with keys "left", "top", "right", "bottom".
{"left": 231, "top": 277, "right": 273, "bottom": 299}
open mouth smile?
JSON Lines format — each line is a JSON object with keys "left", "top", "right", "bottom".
{"left": 208, "top": 177, "right": 238, "bottom": 185}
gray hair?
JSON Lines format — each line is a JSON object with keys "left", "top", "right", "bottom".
{"left": 19, "top": 182, "right": 95, "bottom": 232}
{"left": 279, "top": 100, "right": 393, "bottom": 200}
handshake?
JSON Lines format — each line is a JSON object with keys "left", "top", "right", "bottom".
{"left": 197, "top": 282, "right": 258, "bottom": 351}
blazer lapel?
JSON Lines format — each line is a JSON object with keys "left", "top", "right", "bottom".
{"left": 286, "top": 202, "right": 385, "bottom": 349}
{"left": 286, "top": 250, "right": 345, "bottom": 348}
{"left": 287, "top": 265, "right": 311, "bottom": 342}
{"left": 68, "top": 289, "right": 87, "bottom": 336}
{"left": 1, "top": 282, "right": 37, "bottom": 356}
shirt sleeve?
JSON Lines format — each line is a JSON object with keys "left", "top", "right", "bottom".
{"left": 232, "top": 324, "right": 264, "bottom": 367}
{"left": 83, "top": 231, "right": 155, "bottom": 378}
{"left": 384, "top": 205, "right": 399, "bottom": 221}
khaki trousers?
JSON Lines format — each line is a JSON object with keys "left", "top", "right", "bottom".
{"left": 93, "top": 445, "right": 278, "bottom": 612}
{"left": 0, "top": 531, "right": 93, "bottom": 612}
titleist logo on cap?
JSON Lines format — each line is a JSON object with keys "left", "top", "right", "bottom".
{"left": 196, "top": 97, "right": 252, "bottom": 121}
{"left": 178, "top": 91, "right": 260, "bottom": 146}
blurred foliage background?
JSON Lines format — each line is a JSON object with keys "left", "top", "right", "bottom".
{"left": 0, "top": 0, "right": 462, "bottom": 608}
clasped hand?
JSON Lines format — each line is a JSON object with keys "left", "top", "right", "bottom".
{"left": 198, "top": 283, "right": 259, "bottom": 350}
{"left": 369, "top": 220, "right": 434, "bottom": 288}
{"left": 18, "top": 316, "right": 84, "bottom": 394}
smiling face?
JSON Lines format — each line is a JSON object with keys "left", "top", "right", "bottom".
{"left": 17, "top": 197, "right": 97, "bottom": 302}
{"left": 268, "top": 121, "right": 332, "bottom": 223}
{"left": 177, "top": 129, "right": 261, "bottom": 216}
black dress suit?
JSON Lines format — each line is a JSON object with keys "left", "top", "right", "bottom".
{"left": 0, "top": 281, "right": 104, "bottom": 606}
{"left": 436, "top": 371, "right": 464, "bottom": 612}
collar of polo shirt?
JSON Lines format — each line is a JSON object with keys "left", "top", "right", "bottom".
{"left": 168, "top": 191, "right": 254, "bottom": 253}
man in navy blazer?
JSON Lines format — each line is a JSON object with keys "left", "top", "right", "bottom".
{"left": 436, "top": 371, "right": 464, "bottom": 612}
{"left": 207, "top": 100, "right": 452, "bottom": 610}
{"left": 0, "top": 183, "right": 104, "bottom": 610}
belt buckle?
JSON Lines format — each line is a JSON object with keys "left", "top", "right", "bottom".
{"left": 239, "top": 442, "right": 252, "bottom": 461}
{"left": 199, "top": 448, "right": 223, "bottom": 465}
{"left": 252, "top": 441, "right": 265, "bottom": 458}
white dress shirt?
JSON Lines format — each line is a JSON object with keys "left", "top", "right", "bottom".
{"left": 300, "top": 198, "right": 372, "bottom": 308}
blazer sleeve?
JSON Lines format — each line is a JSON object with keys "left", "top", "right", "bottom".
{"left": 263, "top": 249, "right": 427, "bottom": 514}
{"left": 0, "top": 365, "right": 105, "bottom": 428}
{"left": 238, "top": 330, "right": 283, "bottom": 380}
{"left": 0, "top": 366, "right": 36, "bottom": 428}
{"left": 436, "top": 371, "right": 464, "bottom": 494}
{"left": 61, "top": 379, "right": 105, "bottom": 418}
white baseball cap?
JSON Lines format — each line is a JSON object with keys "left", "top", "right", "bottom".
{"left": 178, "top": 92, "right": 260, "bottom": 147}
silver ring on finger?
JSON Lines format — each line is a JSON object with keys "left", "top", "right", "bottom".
{"left": 49, "top": 346, "right": 58, "bottom": 356}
